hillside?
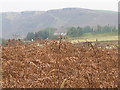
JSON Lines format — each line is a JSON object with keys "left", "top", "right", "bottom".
{"left": 1, "top": 8, "right": 118, "bottom": 38}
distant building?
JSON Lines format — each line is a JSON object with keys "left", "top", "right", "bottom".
{"left": 54, "top": 27, "right": 67, "bottom": 36}
{"left": 54, "top": 32, "right": 67, "bottom": 36}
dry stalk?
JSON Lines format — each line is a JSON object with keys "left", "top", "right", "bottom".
{"left": 60, "top": 78, "right": 67, "bottom": 88}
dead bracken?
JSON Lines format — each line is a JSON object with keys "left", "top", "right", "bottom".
{"left": 1, "top": 40, "right": 119, "bottom": 88}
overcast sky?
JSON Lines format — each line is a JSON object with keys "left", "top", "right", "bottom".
{"left": 0, "top": 0, "right": 119, "bottom": 12}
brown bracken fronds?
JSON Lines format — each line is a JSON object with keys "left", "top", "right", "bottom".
{"left": 1, "top": 40, "right": 118, "bottom": 88}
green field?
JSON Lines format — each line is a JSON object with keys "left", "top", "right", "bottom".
{"left": 67, "top": 32, "right": 118, "bottom": 43}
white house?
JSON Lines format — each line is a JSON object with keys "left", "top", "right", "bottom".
{"left": 54, "top": 28, "right": 67, "bottom": 36}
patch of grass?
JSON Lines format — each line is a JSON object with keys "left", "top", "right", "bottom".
{"left": 68, "top": 32, "right": 118, "bottom": 43}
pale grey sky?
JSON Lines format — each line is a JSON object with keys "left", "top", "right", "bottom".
{"left": 0, "top": 0, "right": 119, "bottom": 12}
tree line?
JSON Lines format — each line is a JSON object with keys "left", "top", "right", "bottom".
{"left": 26, "top": 27, "right": 57, "bottom": 40}
{"left": 26, "top": 25, "right": 118, "bottom": 40}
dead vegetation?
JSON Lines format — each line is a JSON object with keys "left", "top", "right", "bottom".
{"left": 1, "top": 40, "right": 119, "bottom": 88}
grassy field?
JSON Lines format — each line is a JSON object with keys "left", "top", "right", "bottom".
{"left": 68, "top": 32, "right": 118, "bottom": 43}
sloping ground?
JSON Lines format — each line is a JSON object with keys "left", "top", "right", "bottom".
{"left": 1, "top": 40, "right": 119, "bottom": 88}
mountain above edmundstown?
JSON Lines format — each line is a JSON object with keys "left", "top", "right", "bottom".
{"left": 1, "top": 8, "right": 118, "bottom": 38}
